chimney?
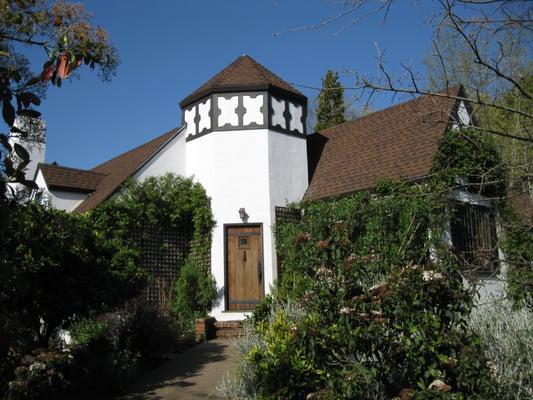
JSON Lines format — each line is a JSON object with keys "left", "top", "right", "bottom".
{"left": 9, "top": 116, "right": 46, "bottom": 181}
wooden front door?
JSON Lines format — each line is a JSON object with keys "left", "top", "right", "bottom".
{"left": 226, "top": 225, "right": 264, "bottom": 310}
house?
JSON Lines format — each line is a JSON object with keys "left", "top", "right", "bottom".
{"left": 16, "top": 55, "right": 504, "bottom": 320}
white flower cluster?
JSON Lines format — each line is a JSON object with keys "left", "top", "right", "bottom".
{"left": 422, "top": 270, "right": 444, "bottom": 282}
{"left": 29, "top": 361, "right": 46, "bottom": 372}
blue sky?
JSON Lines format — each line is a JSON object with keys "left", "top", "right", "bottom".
{"left": 35, "top": 0, "right": 437, "bottom": 169}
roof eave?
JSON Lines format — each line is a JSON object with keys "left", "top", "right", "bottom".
{"left": 179, "top": 83, "right": 307, "bottom": 109}
{"left": 72, "top": 126, "right": 184, "bottom": 213}
{"left": 304, "top": 174, "right": 432, "bottom": 202}
{"left": 47, "top": 185, "right": 95, "bottom": 194}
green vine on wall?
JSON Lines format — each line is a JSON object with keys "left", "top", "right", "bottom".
{"left": 431, "top": 127, "right": 507, "bottom": 198}
{"left": 229, "top": 128, "right": 531, "bottom": 399}
{"left": 90, "top": 174, "right": 217, "bottom": 324}
{"left": 431, "top": 128, "right": 531, "bottom": 308}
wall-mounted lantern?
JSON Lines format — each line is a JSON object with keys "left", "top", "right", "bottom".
{"left": 239, "top": 207, "right": 249, "bottom": 223}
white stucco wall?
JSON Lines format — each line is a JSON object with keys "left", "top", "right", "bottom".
{"left": 268, "top": 131, "right": 308, "bottom": 282}
{"left": 34, "top": 169, "right": 88, "bottom": 211}
{"left": 184, "top": 126, "right": 308, "bottom": 321}
{"left": 133, "top": 129, "right": 187, "bottom": 181}
{"left": 47, "top": 190, "right": 88, "bottom": 211}
{"left": 186, "top": 128, "right": 273, "bottom": 320}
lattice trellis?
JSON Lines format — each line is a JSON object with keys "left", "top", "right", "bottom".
{"left": 274, "top": 206, "right": 301, "bottom": 280}
{"left": 131, "top": 223, "right": 193, "bottom": 310}
{"left": 275, "top": 206, "right": 301, "bottom": 226}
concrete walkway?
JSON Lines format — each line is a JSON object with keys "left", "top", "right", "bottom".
{"left": 118, "top": 339, "right": 237, "bottom": 400}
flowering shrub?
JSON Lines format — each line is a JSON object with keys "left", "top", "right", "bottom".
{"left": 5, "top": 300, "right": 194, "bottom": 399}
{"left": 4, "top": 349, "right": 73, "bottom": 400}
{"left": 234, "top": 184, "right": 502, "bottom": 399}
{"left": 0, "top": 202, "right": 146, "bottom": 395}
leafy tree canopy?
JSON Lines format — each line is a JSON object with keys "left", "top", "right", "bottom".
{"left": 0, "top": 0, "right": 119, "bottom": 196}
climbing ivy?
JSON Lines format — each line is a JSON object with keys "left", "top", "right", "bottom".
{"left": 236, "top": 127, "right": 530, "bottom": 399}
{"left": 89, "top": 174, "right": 217, "bottom": 323}
{"left": 432, "top": 128, "right": 531, "bottom": 307}
{"left": 431, "top": 127, "right": 507, "bottom": 198}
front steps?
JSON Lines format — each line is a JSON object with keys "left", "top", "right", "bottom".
{"left": 214, "top": 320, "right": 243, "bottom": 338}
{"left": 194, "top": 318, "right": 244, "bottom": 340}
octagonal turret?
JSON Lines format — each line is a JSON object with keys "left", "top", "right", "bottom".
{"left": 180, "top": 55, "right": 307, "bottom": 140}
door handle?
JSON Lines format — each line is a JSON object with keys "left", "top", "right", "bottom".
{"left": 258, "top": 262, "right": 262, "bottom": 282}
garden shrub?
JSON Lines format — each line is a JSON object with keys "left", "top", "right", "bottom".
{"left": 0, "top": 202, "right": 147, "bottom": 395}
{"left": 122, "top": 299, "right": 194, "bottom": 358}
{"left": 0, "top": 174, "right": 215, "bottom": 397}
{"left": 91, "top": 174, "right": 217, "bottom": 325}
{"left": 67, "top": 313, "right": 140, "bottom": 394}
{"left": 4, "top": 349, "right": 74, "bottom": 400}
{"left": 498, "top": 205, "right": 533, "bottom": 309}
{"left": 234, "top": 181, "right": 504, "bottom": 399}
{"left": 69, "top": 318, "right": 107, "bottom": 347}
{"left": 12, "top": 300, "right": 195, "bottom": 399}
{"left": 0, "top": 203, "right": 146, "bottom": 346}
{"left": 469, "top": 301, "right": 533, "bottom": 399}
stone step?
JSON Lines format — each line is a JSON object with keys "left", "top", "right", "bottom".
{"left": 215, "top": 328, "right": 243, "bottom": 338}
{"left": 214, "top": 320, "right": 243, "bottom": 338}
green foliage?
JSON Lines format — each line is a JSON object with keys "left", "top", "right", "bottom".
{"left": 92, "top": 174, "right": 217, "bottom": 325}
{"left": 245, "top": 265, "right": 495, "bottom": 399}
{"left": 499, "top": 205, "right": 533, "bottom": 309}
{"left": 0, "top": 203, "right": 145, "bottom": 345}
{"left": 243, "top": 167, "right": 523, "bottom": 399}
{"left": 1, "top": 174, "right": 215, "bottom": 396}
{"left": 110, "top": 174, "right": 213, "bottom": 229}
{"left": 431, "top": 127, "right": 507, "bottom": 198}
{"left": 0, "top": 0, "right": 119, "bottom": 194}
{"left": 0, "top": 201, "right": 145, "bottom": 395}
{"left": 315, "top": 69, "right": 346, "bottom": 131}
{"left": 243, "top": 130, "right": 521, "bottom": 397}
{"left": 69, "top": 318, "right": 107, "bottom": 347}
{"left": 171, "top": 254, "right": 217, "bottom": 324}
{"left": 241, "top": 182, "right": 501, "bottom": 399}
{"left": 276, "top": 183, "right": 445, "bottom": 300}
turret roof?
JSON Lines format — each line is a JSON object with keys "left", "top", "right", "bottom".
{"left": 180, "top": 55, "right": 306, "bottom": 108}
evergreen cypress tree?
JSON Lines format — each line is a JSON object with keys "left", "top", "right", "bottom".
{"left": 315, "top": 70, "right": 346, "bottom": 131}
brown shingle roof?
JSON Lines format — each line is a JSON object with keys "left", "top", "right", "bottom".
{"left": 39, "top": 163, "right": 106, "bottom": 193}
{"left": 304, "top": 87, "right": 463, "bottom": 201}
{"left": 179, "top": 55, "right": 306, "bottom": 108}
{"left": 74, "top": 127, "right": 181, "bottom": 212}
